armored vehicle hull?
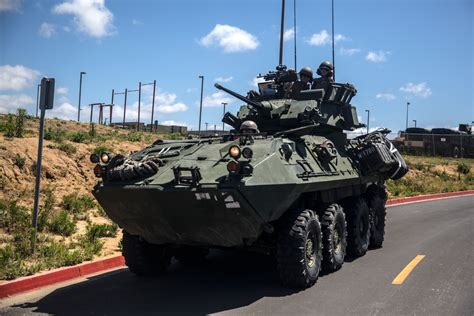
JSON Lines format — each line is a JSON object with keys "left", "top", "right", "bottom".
{"left": 91, "top": 76, "right": 407, "bottom": 287}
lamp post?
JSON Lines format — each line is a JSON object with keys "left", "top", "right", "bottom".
{"left": 405, "top": 101, "right": 410, "bottom": 130}
{"left": 413, "top": 119, "right": 417, "bottom": 128}
{"left": 365, "top": 109, "right": 370, "bottom": 134}
{"left": 78, "top": 71, "right": 86, "bottom": 121}
{"left": 198, "top": 76, "right": 204, "bottom": 132}
{"left": 222, "top": 102, "right": 227, "bottom": 131}
{"left": 205, "top": 122, "right": 208, "bottom": 131}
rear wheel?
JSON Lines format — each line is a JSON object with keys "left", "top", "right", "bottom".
{"left": 277, "top": 209, "right": 322, "bottom": 288}
{"left": 174, "top": 246, "right": 209, "bottom": 265}
{"left": 122, "top": 231, "right": 171, "bottom": 276}
{"left": 321, "top": 204, "right": 346, "bottom": 272}
{"left": 345, "top": 198, "right": 370, "bottom": 257}
{"left": 368, "top": 194, "right": 387, "bottom": 249}
{"left": 453, "top": 146, "right": 460, "bottom": 158}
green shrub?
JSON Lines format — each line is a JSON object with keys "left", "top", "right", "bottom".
{"left": 89, "top": 123, "right": 97, "bottom": 137}
{"left": 15, "top": 108, "right": 27, "bottom": 138}
{"left": 57, "top": 143, "right": 76, "bottom": 155}
{"left": 457, "top": 162, "right": 470, "bottom": 175}
{"left": 69, "top": 132, "right": 89, "bottom": 143}
{"left": 44, "top": 128, "right": 66, "bottom": 143}
{"left": 0, "top": 201, "right": 30, "bottom": 234}
{"left": 3, "top": 114, "right": 15, "bottom": 138}
{"left": 14, "top": 154, "right": 26, "bottom": 169}
{"left": 93, "top": 145, "right": 112, "bottom": 155}
{"left": 126, "top": 131, "right": 142, "bottom": 142}
{"left": 85, "top": 223, "right": 118, "bottom": 241}
{"left": 163, "top": 133, "right": 183, "bottom": 140}
{"left": 37, "top": 188, "right": 55, "bottom": 232}
{"left": 48, "top": 210, "right": 76, "bottom": 236}
{"left": 62, "top": 193, "right": 95, "bottom": 213}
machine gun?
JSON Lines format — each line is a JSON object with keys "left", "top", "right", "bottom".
{"left": 260, "top": 64, "right": 297, "bottom": 84}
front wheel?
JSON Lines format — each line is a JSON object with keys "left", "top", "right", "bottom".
{"left": 277, "top": 209, "right": 323, "bottom": 288}
{"left": 321, "top": 204, "right": 347, "bottom": 272}
{"left": 122, "top": 231, "right": 171, "bottom": 276}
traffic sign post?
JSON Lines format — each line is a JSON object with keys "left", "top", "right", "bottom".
{"left": 31, "top": 77, "right": 55, "bottom": 253}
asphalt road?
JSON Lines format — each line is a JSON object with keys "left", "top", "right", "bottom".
{"left": 1, "top": 196, "right": 473, "bottom": 316}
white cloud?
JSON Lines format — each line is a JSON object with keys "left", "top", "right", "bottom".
{"left": 339, "top": 47, "right": 360, "bottom": 56}
{"left": 132, "top": 19, "right": 142, "bottom": 26}
{"left": 53, "top": 0, "right": 114, "bottom": 38}
{"left": 47, "top": 102, "right": 77, "bottom": 120}
{"left": 199, "top": 24, "right": 259, "bottom": 53}
{"left": 57, "top": 87, "right": 68, "bottom": 95}
{"left": 39, "top": 22, "right": 56, "bottom": 38}
{"left": 400, "top": 82, "right": 432, "bottom": 98}
{"left": 283, "top": 27, "right": 294, "bottom": 42}
{"left": 0, "top": 0, "right": 22, "bottom": 11}
{"left": 366, "top": 50, "right": 389, "bottom": 63}
{"left": 251, "top": 77, "right": 266, "bottom": 89}
{"left": 160, "top": 120, "right": 190, "bottom": 127}
{"left": 0, "top": 94, "right": 34, "bottom": 114}
{"left": 0, "top": 65, "right": 40, "bottom": 91}
{"left": 376, "top": 93, "right": 396, "bottom": 101}
{"left": 214, "top": 76, "right": 233, "bottom": 83}
{"left": 306, "top": 30, "right": 346, "bottom": 46}
{"left": 202, "top": 91, "right": 234, "bottom": 107}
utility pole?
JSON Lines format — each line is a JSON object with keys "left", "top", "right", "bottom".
{"left": 123, "top": 88, "right": 128, "bottom": 127}
{"left": 198, "top": 75, "right": 204, "bottom": 132}
{"left": 78, "top": 71, "right": 86, "bottom": 121}
{"left": 137, "top": 82, "right": 141, "bottom": 131}
{"left": 205, "top": 122, "right": 208, "bottom": 131}
{"left": 406, "top": 101, "right": 410, "bottom": 130}
{"left": 111, "top": 89, "right": 125, "bottom": 126}
{"left": 138, "top": 80, "right": 156, "bottom": 131}
{"left": 222, "top": 102, "right": 227, "bottom": 131}
{"left": 365, "top": 109, "right": 370, "bottom": 134}
{"left": 150, "top": 80, "right": 156, "bottom": 131}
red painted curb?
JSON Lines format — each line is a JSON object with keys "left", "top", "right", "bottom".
{"left": 0, "top": 256, "right": 124, "bottom": 299}
{"left": 1, "top": 190, "right": 473, "bottom": 299}
{"left": 386, "top": 189, "right": 474, "bottom": 206}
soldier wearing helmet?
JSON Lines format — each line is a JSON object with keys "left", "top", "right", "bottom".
{"left": 239, "top": 120, "right": 259, "bottom": 134}
{"left": 289, "top": 66, "right": 313, "bottom": 99}
{"left": 312, "top": 61, "right": 334, "bottom": 90}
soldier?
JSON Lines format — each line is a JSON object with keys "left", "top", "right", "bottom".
{"left": 289, "top": 67, "right": 313, "bottom": 99}
{"left": 239, "top": 120, "right": 259, "bottom": 134}
{"left": 312, "top": 61, "right": 334, "bottom": 90}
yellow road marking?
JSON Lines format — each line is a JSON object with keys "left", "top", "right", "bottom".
{"left": 392, "top": 255, "right": 425, "bottom": 285}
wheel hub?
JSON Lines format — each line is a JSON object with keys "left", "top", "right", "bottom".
{"left": 305, "top": 235, "right": 316, "bottom": 268}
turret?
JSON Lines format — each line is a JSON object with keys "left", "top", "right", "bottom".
{"left": 217, "top": 65, "right": 363, "bottom": 135}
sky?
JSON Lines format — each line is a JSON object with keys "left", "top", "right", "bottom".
{"left": 0, "top": 0, "right": 472, "bottom": 132}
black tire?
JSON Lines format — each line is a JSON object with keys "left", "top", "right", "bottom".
{"left": 277, "top": 209, "right": 323, "bottom": 288}
{"left": 174, "top": 246, "right": 209, "bottom": 265}
{"left": 345, "top": 198, "right": 370, "bottom": 257}
{"left": 368, "top": 195, "right": 387, "bottom": 249}
{"left": 321, "top": 204, "right": 346, "bottom": 272}
{"left": 122, "top": 231, "right": 171, "bottom": 276}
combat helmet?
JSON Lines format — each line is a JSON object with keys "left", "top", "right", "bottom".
{"left": 240, "top": 120, "right": 259, "bottom": 134}
{"left": 299, "top": 67, "right": 313, "bottom": 80}
{"left": 316, "top": 61, "right": 334, "bottom": 76}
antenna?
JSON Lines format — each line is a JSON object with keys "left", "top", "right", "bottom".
{"left": 279, "top": 0, "right": 286, "bottom": 65}
{"left": 294, "top": 0, "right": 297, "bottom": 70}
{"left": 331, "top": 0, "right": 336, "bottom": 81}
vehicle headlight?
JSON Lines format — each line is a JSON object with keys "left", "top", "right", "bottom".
{"left": 242, "top": 147, "right": 253, "bottom": 159}
{"left": 228, "top": 146, "right": 241, "bottom": 159}
{"left": 90, "top": 153, "right": 100, "bottom": 163}
{"left": 226, "top": 161, "right": 240, "bottom": 174}
{"left": 100, "top": 152, "right": 110, "bottom": 164}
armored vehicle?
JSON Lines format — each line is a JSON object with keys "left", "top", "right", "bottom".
{"left": 91, "top": 65, "right": 407, "bottom": 288}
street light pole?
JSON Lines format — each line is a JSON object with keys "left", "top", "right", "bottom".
{"left": 365, "top": 109, "right": 370, "bottom": 134}
{"left": 78, "top": 71, "right": 86, "bottom": 121}
{"left": 406, "top": 101, "right": 410, "bottom": 130}
{"left": 198, "top": 75, "right": 204, "bottom": 132}
{"left": 222, "top": 102, "right": 227, "bottom": 131}
{"left": 205, "top": 122, "right": 208, "bottom": 131}
{"left": 413, "top": 119, "right": 417, "bottom": 128}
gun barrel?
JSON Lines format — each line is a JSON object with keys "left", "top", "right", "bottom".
{"left": 214, "top": 83, "right": 264, "bottom": 110}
